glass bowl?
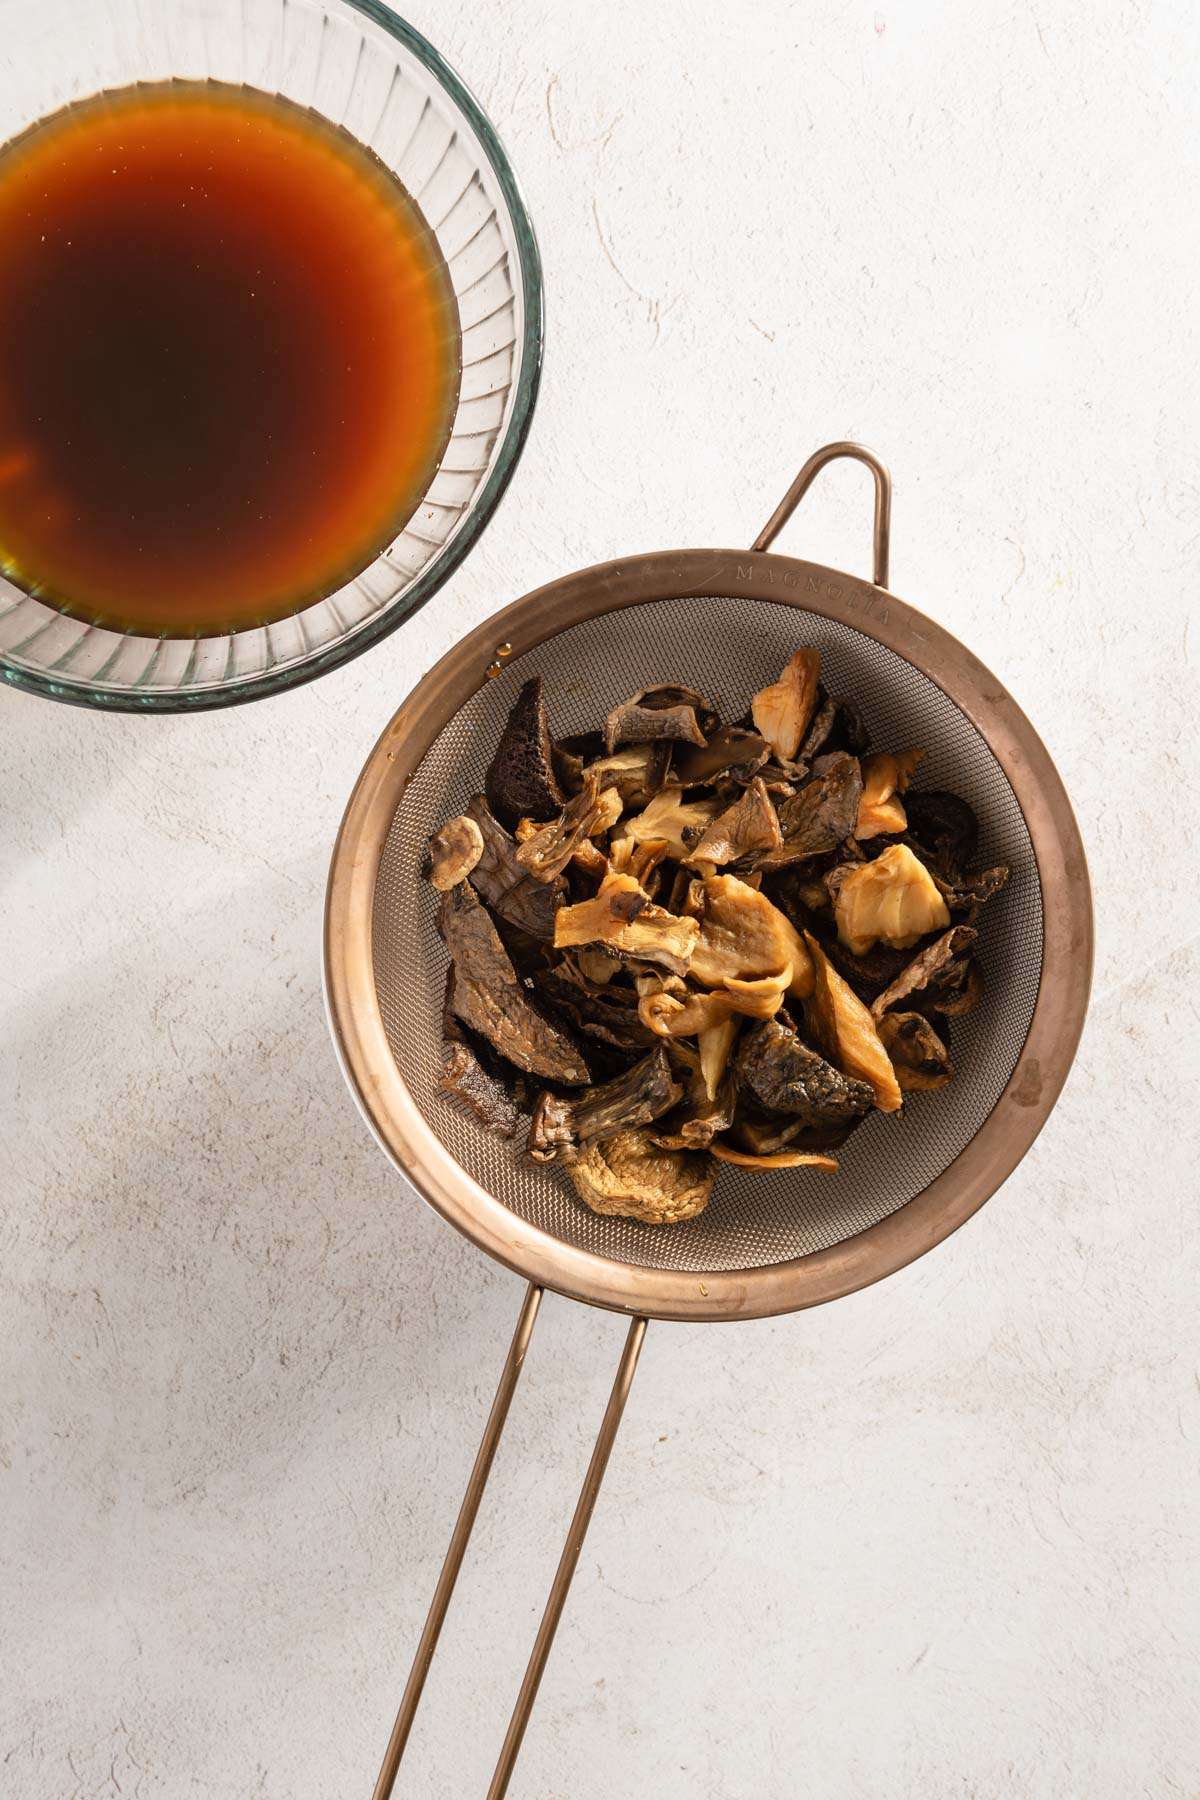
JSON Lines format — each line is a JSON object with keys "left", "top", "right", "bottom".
{"left": 0, "top": 0, "right": 542, "bottom": 710}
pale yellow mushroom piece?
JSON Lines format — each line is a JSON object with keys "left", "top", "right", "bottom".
{"left": 833, "top": 844, "right": 950, "bottom": 955}
{"left": 698, "top": 1016, "right": 740, "bottom": 1101}
{"left": 802, "top": 931, "right": 902, "bottom": 1112}
{"left": 612, "top": 783, "right": 720, "bottom": 862}
{"left": 690, "top": 873, "right": 814, "bottom": 999}
{"left": 710, "top": 1143, "right": 838, "bottom": 1171}
{"left": 855, "top": 749, "right": 925, "bottom": 840}
{"left": 751, "top": 648, "right": 822, "bottom": 762}
{"left": 554, "top": 870, "right": 699, "bottom": 977}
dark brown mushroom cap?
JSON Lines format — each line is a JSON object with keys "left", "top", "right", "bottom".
{"left": 902, "top": 789, "right": 978, "bottom": 879}
{"left": 528, "top": 1044, "right": 684, "bottom": 1161}
{"left": 751, "top": 752, "right": 864, "bottom": 869}
{"left": 870, "top": 924, "right": 979, "bottom": 1018}
{"left": 686, "top": 776, "right": 783, "bottom": 866}
{"left": 604, "top": 685, "right": 720, "bottom": 753}
{"left": 484, "top": 675, "right": 565, "bottom": 828}
{"left": 877, "top": 1011, "right": 954, "bottom": 1090}
{"left": 674, "top": 726, "right": 770, "bottom": 787}
{"left": 439, "top": 971, "right": 531, "bottom": 1136}
{"left": 734, "top": 1016, "right": 874, "bottom": 1127}
{"left": 437, "top": 882, "right": 590, "bottom": 1085}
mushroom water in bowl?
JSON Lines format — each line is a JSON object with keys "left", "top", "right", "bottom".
{"left": 422, "top": 645, "right": 1012, "bottom": 1227}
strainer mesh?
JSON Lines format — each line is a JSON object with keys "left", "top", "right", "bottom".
{"left": 373, "top": 594, "right": 1042, "bottom": 1275}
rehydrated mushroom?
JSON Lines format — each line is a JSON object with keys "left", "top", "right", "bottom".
{"left": 637, "top": 963, "right": 789, "bottom": 1040}
{"left": 554, "top": 870, "right": 700, "bottom": 977}
{"left": 466, "top": 795, "right": 564, "bottom": 942}
{"left": 565, "top": 1129, "right": 715, "bottom": 1224}
{"left": 613, "top": 783, "right": 721, "bottom": 861}
{"left": 685, "top": 776, "right": 783, "bottom": 866}
{"left": 528, "top": 1044, "right": 683, "bottom": 1161}
{"left": 932, "top": 862, "right": 1010, "bottom": 916}
{"left": 799, "top": 692, "right": 871, "bottom": 761}
{"left": 690, "top": 873, "right": 814, "bottom": 999}
{"left": 903, "top": 789, "right": 978, "bottom": 878}
{"left": 753, "top": 753, "right": 864, "bottom": 869}
{"left": 833, "top": 844, "right": 951, "bottom": 954}
{"left": 440, "top": 973, "right": 529, "bottom": 1136}
{"left": 515, "top": 775, "right": 623, "bottom": 883}
{"left": 605, "top": 685, "right": 719, "bottom": 753}
{"left": 674, "top": 726, "right": 770, "bottom": 787}
{"left": 484, "top": 675, "right": 565, "bottom": 828}
{"left": 855, "top": 748, "right": 924, "bottom": 840}
{"left": 751, "top": 648, "right": 821, "bottom": 761}
{"left": 733, "top": 1017, "right": 874, "bottom": 1129}
{"left": 803, "top": 931, "right": 902, "bottom": 1112}
{"left": 582, "top": 743, "right": 672, "bottom": 807}
{"left": 870, "top": 925, "right": 978, "bottom": 1018}
{"left": 732, "top": 1111, "right": 854, "bottom": 1156}
{"left": 425, "top": 813, "right": 485, "bottom": 890}
{"left": 536, "top": 958, "right": 655, "bottom": 1054}
{"left": 438, "top": 883, "right": 589, "bottom": 1084}
{"left": 698, "top": 1015, "right": 739, "bottom": 1100}
{"left": 877, "top": 1011, "right": 954, "bottom": 1091}
{"left": 816, "top": 933, "right": 916, "bottom": 1005}
{"left": 710, "top": 1143, "right": 838, "bottom": 1172}
{"left": 650, "top": 1052, "right": 737, "bottom": 1150}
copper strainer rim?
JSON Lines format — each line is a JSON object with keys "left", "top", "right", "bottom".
{"left": 324, "top": 460, "right": 1093, "bottom": 1328}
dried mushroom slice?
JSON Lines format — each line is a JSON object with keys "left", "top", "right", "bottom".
{"left": 484, "top": 675, "right": 565, "bottom": 827}
{"left": 733, "top": 1018, "right": 874, "bottom": 1129}
{"left": 604, "top": 685, "right": 718, "bottom": 754}
{"left": 674, "top": 726, "right": 770, "bottom": 787}
{"left": 613, "top": 783, "right": 721, "bottom": 861}
{"left": 528, "top": 1044, "right": 683, "bottom": 1161}
{"left": 870, "top": 924, "right": 978, "bottom": 1018}
{"left": 440, "top": 972, "right": 529, "bottom": 1137}
{"left": 583, "top": 741, "right": 674, "bottom": 808}
{"left": 650, "top": 1058, "right": 737, "bottom": 1150}
{"left": 802, "top": 931, "right": 902, "bottom": 1112}
{"left": 751, "top": 648, "right": 821, "bottom": 762}
{"left": 554, "top": 871, "right": 700, "bottom": 976}
{"left": 877, "top": 1012, "right": 954, "bottom": 1091}
{"left": 698, "top": 1015, "right": 739, "bottom": 1100}
{"left": 438, "top": 883, "right": 590, "bottom": 1084}
{"left": 685, "top": 776, "right": 783, "bottom": 866}
{"left": 833, "top": 844, "right": 951, "bottom": 954}
{"left": 925, "top": 955, "right": 983, "bottom": 1017}
{"left": 536, "top": 961, "right": 655, "bottom": 1054}
{"left": 855, "top": 749, "right": 924, "bottom": 840}
{"left": 710, "top": 1143, "right": 838, "bottom": 1172}
{"left": 425, "top": 814, "right": 485, "bottom": 890}
{"left": 754, "top": 753, "right": 864, "bottom": 869}
{"left": 466, "top": 795, "right": 564, "bottom": 942}
{"left": 515, "top": 774, "right": 622, "bottom": 883}
{"left": 690, "top": 873, "right": 814, "bottom": 998}
{"left": 565, "top": 1129, "right": 715, "bottom": 1224}
{"left": 932, "top": 862, "right": 1010, "bottom": 916}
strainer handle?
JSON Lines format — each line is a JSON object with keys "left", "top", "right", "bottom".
{"left": 752, "top": 439, "right": 892, "bottom": 588}
{"left": 369, "top": 1285, "right": 648, "bottom": 1800}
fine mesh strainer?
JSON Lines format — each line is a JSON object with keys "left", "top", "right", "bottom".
{"left": 324, "top": 442, "right": 1093, "bottom": 1798}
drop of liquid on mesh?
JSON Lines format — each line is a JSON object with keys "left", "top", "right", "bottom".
{"left": 0, "top": 82, "right": 462, "bottom": 636}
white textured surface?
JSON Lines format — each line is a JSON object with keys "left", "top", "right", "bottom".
{"left": 3, "top": 2, "right": 1198, "bottom": 1795}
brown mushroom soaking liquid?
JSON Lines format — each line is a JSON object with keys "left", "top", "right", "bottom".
{"left": 0, "top": 82, "right": 461, "bottom": 636}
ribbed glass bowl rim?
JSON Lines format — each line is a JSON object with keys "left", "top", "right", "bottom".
{"left": 0, "top": 0, "right": 544, "bottom": 713}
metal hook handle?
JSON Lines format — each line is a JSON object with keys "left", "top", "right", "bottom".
{"left": 370, "top": 1286, "right": 647, "bottom": 1800}
{"left": 751, "top": 440, "right": 892, "bottom": 588}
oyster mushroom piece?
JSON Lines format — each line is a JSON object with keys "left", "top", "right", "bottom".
{"left": 465, "top": 795, "right": 564, "bottom": 942}
{"left": 565, "top": 1129, "right": 715, "bottom": 1224}
{"left": 637, "top": 964, "right": 789, "bottom": 1040}
{"left": 690, "top": 873, "right": 814, "bottom": 999}
{"left": 698, "top": 1015, "right": 739, "bottom": 1100}
{"left": 869, "top": 924, "right": 978, "bottom": 1018}
{"left": 733, "top": 1017, "right": 874, "bottom": 1129}
{"left": 751, "top": 648, "right": 821, "bottom": 761}
{"left": 437, "top": 883, "right": 590, "bottom": 1084}
{"left": 833, "top": 844, "right": 951, "bottom": 955}
{"left": 710, "top": 1142, "right": 838, "bottom": 1171}
{"left": 528, "top": 1044, "right": 683, "bottom": 1161}
{"left": 484, "top": 675, "right": 565, "bottom": 828}
{"left": 855, "top": 748, "right": 924, "bottom": 840}
{"left": 673, "top": 726, "right": 770, "bottom": 787}
{"left": 753, "top": 753, "right": 865, "bottom": 869}
{"left": 604, "top": 685, "right": 719, "bottom": 754}
{"left": 612, "top": 783, "right": 721, "bottom": 861}
{"left": 685, "top": 776, "right": 783, "bottom": 866}
{"left": 515, "top": 775, "right": 624, "bottom": 883}
{"left": 802, "top": 931, "right": 902, "bottom": 1112}
{"left": 425, "top": 814, "right": 485, "bottom": 890}
{"left": 582, "top": 743, "right": 673, "bottom": 807}
{"left": 554, "top": 870, "right": 700, "bottom": 977}
{"left": 877, "top": 1011, "right": 954, "bottom": 1091}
